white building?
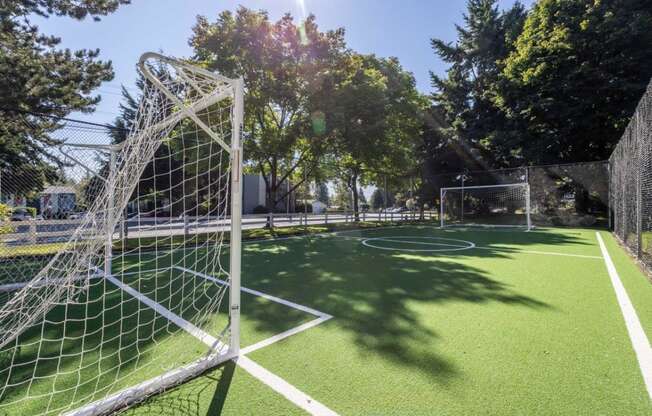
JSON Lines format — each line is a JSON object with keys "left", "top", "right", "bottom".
{"left": 312, "top": 200, "right": 327, "bottom": 214}
{"left": 242, "top": 174, "right": 295, "bottom": 214}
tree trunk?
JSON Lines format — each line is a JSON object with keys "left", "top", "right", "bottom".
{"left": 264, "top": 164, "right": 277, "bottom": 229}
{"left": 351, "top": 174, "right": 360, "bottom": 222}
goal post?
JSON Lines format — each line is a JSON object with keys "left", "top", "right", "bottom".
{"left": 440, "top": 183, "right": 531, "bottom": 230}
{"left": 0, "top": 52, "right": 244, "bottom": 416}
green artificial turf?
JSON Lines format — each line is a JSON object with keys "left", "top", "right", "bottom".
{"left": 0, "top": 256, "right": 313, "bottom": 415}
{"left": 132, "top": 226, "right": 651, "bottom": 415}
{"left": 2, "top": 225, "right": 651, "bottom": 415}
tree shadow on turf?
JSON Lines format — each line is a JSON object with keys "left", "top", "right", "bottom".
{"left": 119, "top": 361, "right": 236, "bottom": 416}
{"left": 242, "top": 230, "right": 568, "bottom": 385}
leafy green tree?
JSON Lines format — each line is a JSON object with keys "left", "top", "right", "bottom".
{"left": 370, "top": 188, "right": 384, "bottom": 210}
{"left": 315, "top": 182, "right": 329, "bottom": 205}
{"left": 324, "top": 54, "right": 423, "bottom": 220}
{"left": 429, "top": 0, "right": 527, "bottom": 167}
{"left": 0, "top": 0, "right": 129, "bottom": 198}
{"left": 358, "top": 188, "right": 367, "bottom": 205}
{"left": 191, "top": 7, "right": 346, "bottom": 213}
{"left": 496, "top": 0, "right": 652, "bottom": 164}
{"left": 332, "top": 181, "right": 351, "bottom": 210}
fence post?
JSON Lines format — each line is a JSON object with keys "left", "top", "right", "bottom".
{"left": 325, "top": 211, "right": 328, "bottom": 225}
{"left": 637, "top": 145, "right": 643, "bottom": 259}
{"left": 30, "top": 221, "right": 36, "bottom": 244}
{"left": 363, "top": 211, "right": 366, "bottom": 222}
{"left": 184, "top": 215, "right": 189, "bottom": 238}
{"left": 607, "top": 161, "right": 612, "bottom": 230}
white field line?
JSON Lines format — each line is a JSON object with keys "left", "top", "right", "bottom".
{"left": 174, "top": 266, "right": 337, "bottom": 415}
{"left": 240, "top": 315, "right": 332, "bottom": 355}
{"left": 108, "top": 267, "right": 338, "bottom": 415}
{"left": 595, "top": 232, "right": 652, "bottom": 399}
{"left": 474, "top": 246, "right": 603, "bottom": 260}
{"left": 104, "top": 273, "right": 227, "bottom": 352}
{"left": 0, "top": 272, "right": 104, "bottom": 292}
{"left": 175, "top": 266, "right": 330, "bottom": 318}
{"left": 369, "top": 238, "right": 471, "bottom": 248}
{"left": 237, "top": 355, "right": 339, "bottom": 416}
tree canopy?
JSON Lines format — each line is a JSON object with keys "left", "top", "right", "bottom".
{"left": 428, "top": 0, "right": 652, "bottom": 170}
{"left": 191, "top": 7, "right": 347, "bottom": 212}
{"left": 0, "top": 0, "right": 129, "bottom": 198}
{"left": 496, "top": 0, "right": 652, "bottom": 164}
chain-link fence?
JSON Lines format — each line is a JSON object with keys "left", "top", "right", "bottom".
{"left": 0, "top": 114, "right": 115, "bottom": 291}
{"left": 609, "top": 79, "right": 652, "bottom": 270}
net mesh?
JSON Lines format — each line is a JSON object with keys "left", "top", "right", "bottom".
{"left": 428, "top": 161, "right": 609, "bottom": 227}
{"left": 441, "top": 184, "right": 530, "bottom": 228}
{"left": 610, "top": 79, "right": 652, "bottom": 269}
{"left": 0, "top": 54, "right": 240, "bottom": 415}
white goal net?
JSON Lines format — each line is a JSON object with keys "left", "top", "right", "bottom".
{"left": 440, "top": 183, "right": 531, "bottom": 229}
{"left": 0, "top": 52, "right": 244, "bottom": 415}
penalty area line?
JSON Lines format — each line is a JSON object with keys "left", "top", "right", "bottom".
{"left": 595, "top": 232, "right": 652, "bottom": 400}
{"left": 173, "top": 266, "right": 338, "bottom": 415}
{"left": 106, "top": 268, "right": 338, "bottom": 416}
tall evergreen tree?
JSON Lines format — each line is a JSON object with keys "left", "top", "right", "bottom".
{"left": 0, "top": 0, "right": 129, "bottom": 197}
{"left": 429, "top": 0, "right": 527, "bottom": 168}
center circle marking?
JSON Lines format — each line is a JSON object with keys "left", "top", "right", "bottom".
{"left": 361, "top": 236, "right": 476, "bottom": 252}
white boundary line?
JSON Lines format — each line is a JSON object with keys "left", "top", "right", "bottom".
{"left": 240, "top": 315, "right": 332, "bottom": 355}
{"left": 104, "top": 273, "right": 228, "bottom": 352}
{"left": 175, "top": 266, "right": 331, "bottom": 318}
{"left": 171, "top": 266, "right": 337, "bottom": 415}
{"left": 237, "top": 355, "right": 339, "bottom": 416}
{"left": 596, "top": 232, "right": 652, "bottom": 399}
{"left": 107, "top": 267, "right": 337, "bottom": 415}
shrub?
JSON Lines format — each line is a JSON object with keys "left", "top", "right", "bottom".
{"left": 0, "top": 204, "right": 12, "bottom": 236}
{"left": 252, "top": 205, "right": 268, "bottom": 214}
{"left": 579, "top": 215, "right": 596, "bottom": 227}
{"left": 295, "top": 203, "right": 312, "bottom": 213}
{"left": 26, "top": 207, "right": 37, "bottom": 218}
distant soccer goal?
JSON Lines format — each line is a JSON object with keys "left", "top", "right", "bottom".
{"left": 440, "top": 183, "right": 531, "bottom": 230}
{"left": 0, "top": 52, "right": 244, "bottom": 415}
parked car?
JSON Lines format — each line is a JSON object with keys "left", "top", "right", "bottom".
{"left": 10, "top": 208, "right": 33, "bottom": 221}
{"left": 68, "top": 212, "right": 86, "bottom": 220}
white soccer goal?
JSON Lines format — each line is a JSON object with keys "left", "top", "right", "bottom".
{"left": 0, "top": 52, "right": 244, "bottom": 415}
{"left": 440, "top": 183, "right": 531, "bottom": 230}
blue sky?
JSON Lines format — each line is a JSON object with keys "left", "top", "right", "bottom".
{"left": 34, "top": 0, "right": 534, "bottom": 125}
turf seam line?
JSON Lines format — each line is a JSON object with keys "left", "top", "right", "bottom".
{"left": 596, "top": 232, "right": 652, "bottom": 400}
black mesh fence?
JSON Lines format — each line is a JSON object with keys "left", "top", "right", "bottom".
{"left": 609, "top": 79, "right": 652, "bottom": 269}
{"left": 427, "top": 161, "right": 609, "bottom": 227}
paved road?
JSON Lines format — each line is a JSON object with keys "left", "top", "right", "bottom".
{"left": 1, "top": 212, "right": 437, "bottom": 246}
